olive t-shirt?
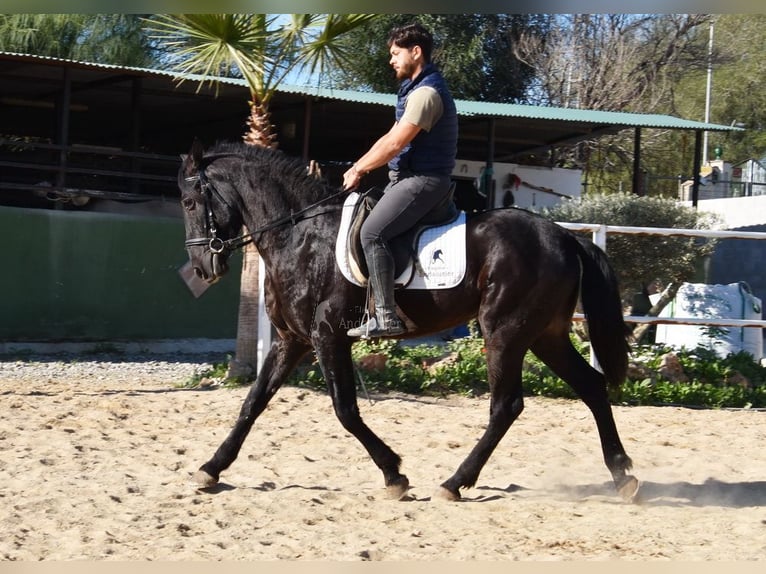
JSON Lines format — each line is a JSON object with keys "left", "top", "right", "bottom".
{"left": 401, "top": 86, "right": 443, "bottom": 132}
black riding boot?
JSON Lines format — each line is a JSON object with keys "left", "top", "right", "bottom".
{"left": 347, "top": 242, "right": 407, "bottom": 338}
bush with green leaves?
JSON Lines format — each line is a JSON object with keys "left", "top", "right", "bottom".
{"left": 188, "top": 333, "right": 766, "bottom": 409}
{"left": 625, "top": 344, "right": 766, "bottom": 408}
{"left": 539, "top": 193, "right": 721, "bottom": 304}
{"left": 284, "top": 335, "right": 766, "bottom": 409}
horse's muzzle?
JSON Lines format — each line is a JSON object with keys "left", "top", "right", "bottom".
{"left": 192, "top": 252, "right": 227, "bottom": 284}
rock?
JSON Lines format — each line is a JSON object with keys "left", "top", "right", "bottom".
{"left": 658, "top": 352, "right": 688, "bottom": 383}
{"left": 357, "top": 353, "right": 387, "bottom": 372}
{"left": 726, "top": 370, "right": 751, "bottom": 390}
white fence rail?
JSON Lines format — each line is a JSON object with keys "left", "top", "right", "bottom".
{"left": 558, "top": 222, "right": 766, "bottom": 367}
{"left": 559, "top": 222, "right": 766, "bottom": 329}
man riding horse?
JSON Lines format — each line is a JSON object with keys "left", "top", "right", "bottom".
{"left": 342, "top": 23, "right": 458, "bottom": 339}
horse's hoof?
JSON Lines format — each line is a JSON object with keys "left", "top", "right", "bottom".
{"left": 617, "top": 475, "right": 640, "bottom": 503}
{"left": 385, "top": 476, "right": 410, "bottom": 500}
{"left": 191, "top": 470, "right": 218, "bottom": 489}
{"left": 433, "top": 485, "right": 461, "bottom": 502}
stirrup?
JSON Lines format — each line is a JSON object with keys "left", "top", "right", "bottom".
{"left": 347, "top": 315, "right": 406, "bottom": 339}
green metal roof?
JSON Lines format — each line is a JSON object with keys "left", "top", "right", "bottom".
{"left": 0, "top": 51, "right": 741, "bottom": 163}
{"left": 452, "top": 98, "right": 736, "bottom": 132}
{"left": 277, "top": 82, "right": 736, "bottom": 133}
{"left": 2, "top": 51, "right": 737, "bottom": 133}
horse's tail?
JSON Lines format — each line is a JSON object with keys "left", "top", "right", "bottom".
{"left": 575, "top": 236, "right": 631, "bottom": 389}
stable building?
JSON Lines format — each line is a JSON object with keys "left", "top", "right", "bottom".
{"left": 0, "top": 51, "right": 738, "bottom": 347}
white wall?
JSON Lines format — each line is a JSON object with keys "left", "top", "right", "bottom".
{"left": 452, "top": 159, "right": 582, "bottom": 210}
{"left": 687, "top": 195, "right": 766, "bottom": 229}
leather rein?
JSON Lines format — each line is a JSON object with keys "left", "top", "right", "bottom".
{"left": 183, "top": 165, "right": 347, "bottom": 254}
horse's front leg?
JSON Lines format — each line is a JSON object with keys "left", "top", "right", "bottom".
{"left": 191, "top": 336, "right": 310, "bottom": 488}
{"left": 314, "top": 336, "right": 409, "bottom": 499}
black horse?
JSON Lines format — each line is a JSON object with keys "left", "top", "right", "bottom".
{"left": 178, "top": 139, "right": 639, "bottom": 502}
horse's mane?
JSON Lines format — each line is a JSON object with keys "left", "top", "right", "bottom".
{"left": 205, "top": 140, "right": 333, "bottom": 205}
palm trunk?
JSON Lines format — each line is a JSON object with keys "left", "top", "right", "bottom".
{"left": 226, "top": 239, "right": 260, "bottom": 381}
{"left": 227, "top": 100, "right": 278, "bottom": 381}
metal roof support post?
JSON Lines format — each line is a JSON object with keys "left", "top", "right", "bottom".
{"left": 301, "top": 97, "right": 312, "bottom": 162}
{"left": 483, "top": 117, "right": 496, "bottom": 209}
{"left": 632, "top": 127, "right": 642, "bottom": 195}
{"left": 55, "top": 67, "right": 71, "bottom": 191}
{"left": 691, "top": 130, "right": 703, "bottom": 207}
{"left": 130, "top": 77, "right": 143, "bottom": 194}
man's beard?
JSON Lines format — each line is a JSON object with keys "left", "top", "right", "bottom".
{"left": 395, "top": 65, "right": 411, "bottom": 80}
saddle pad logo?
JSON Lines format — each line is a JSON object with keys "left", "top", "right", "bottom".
{"left": 410, "top": 217, "right": 466, "bottom": 290}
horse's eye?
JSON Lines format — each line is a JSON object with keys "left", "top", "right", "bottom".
{"left": 181, "top": 196, "right": 196, "bottom": 211}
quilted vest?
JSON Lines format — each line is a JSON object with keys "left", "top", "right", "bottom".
{"left": 389, "top": 64, "right": 457, "bottom": 176}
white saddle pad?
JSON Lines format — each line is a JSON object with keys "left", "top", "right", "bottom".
{"left": 335, "top": 192, "right": 467, "bottom": 290}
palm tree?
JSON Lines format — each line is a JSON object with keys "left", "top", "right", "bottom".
{"left": 147, "top": 14, "right": 379, "bottom": 380}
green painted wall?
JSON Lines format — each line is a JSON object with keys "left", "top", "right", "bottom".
{"left": 1, "top": 206, "right": 241, "bottom": 341}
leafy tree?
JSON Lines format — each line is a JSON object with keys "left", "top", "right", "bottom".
{"left": 516, "top": 14, "right": 711, "bottom": 111}
{"left": 540, "top": 193, "right": 721, "bottom": 322}
{"left": 608, "top": 14, "right": 766, "bottom": 197}
{"left": 147, "top": 14, "right": 380, "bottom": 381}
{"left": 327, "top": 14, "right": 551, "bottom": 103}
{"left": 148, "top": 14, "right": 378, "bottom": 147}
{"left": 513, "top": 14, "right": 712, "bottom": 195}
{"left": 670, "top": 14, "right": 766, "bottom": 165}
{"left": 0, "top": 14, "right": 158, "bottom": 66}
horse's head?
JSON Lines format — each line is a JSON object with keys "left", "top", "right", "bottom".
{"left": 178, "top": 139, "right": 245, "bottom": 283}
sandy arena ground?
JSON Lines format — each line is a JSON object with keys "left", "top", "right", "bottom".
{"left": 1, "top": 365, "right": 765, "bottom": 561}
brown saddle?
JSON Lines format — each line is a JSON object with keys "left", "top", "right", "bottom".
{"left": 347, "top": 182, "right": 459, "bottom": 286}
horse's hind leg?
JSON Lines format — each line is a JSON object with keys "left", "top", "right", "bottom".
{"left": 437, "top": 343, "right": 527, "bottom": 501}
{"left": 314, "top": 337, "right": 409, "bottom": 499}
{"left": 192, "top": 336, "right": 311, "bottom": 488}
{"left": 531, "top": 332, "right": 639, "bottom": 501}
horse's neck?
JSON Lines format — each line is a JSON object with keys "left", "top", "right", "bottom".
{"left": 237, "top": 170, "right": 338, "bottom": 248}
{"left": 239, "top": 180, "right": 341, "bottom": 275}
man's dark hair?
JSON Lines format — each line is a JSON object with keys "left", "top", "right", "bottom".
{"left": 387, "top": 23, "right": 433, "bottom": 63}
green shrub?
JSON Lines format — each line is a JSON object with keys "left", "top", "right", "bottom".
{"left": 539, "top": 193, "right": 721, "bottom": 302}
{"left": 189, "top": 335, "right": 766, "bottom": 409}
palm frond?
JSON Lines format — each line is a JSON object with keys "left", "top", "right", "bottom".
{"left": 297, "top": 14, "right": 380, "bottom": 78}
{"left": 145, "top": 14, "right": 275, "bottom": 96}
{"left": 146, "top": 13, "right": 380, "bottom": 101}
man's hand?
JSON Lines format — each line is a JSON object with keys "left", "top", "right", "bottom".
{"left": 343, "top": 164, "right": 363, "bottom": 191}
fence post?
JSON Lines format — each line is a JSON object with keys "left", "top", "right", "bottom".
{"left": 592, "top": 225, "right": 607, "bottom": 252}
{"left": 588, "top": 225, "right": 609, "bottom": 371}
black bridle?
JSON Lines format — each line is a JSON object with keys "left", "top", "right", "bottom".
{"left": 183, "top": 165, "right": 347, "bottom": 255}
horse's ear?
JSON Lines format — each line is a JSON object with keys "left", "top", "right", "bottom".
{"left": 190, "top": 137, "right": 204, "bottom": 163}
{"left": 181, "top": 138, "right": 204, "bottom": 178}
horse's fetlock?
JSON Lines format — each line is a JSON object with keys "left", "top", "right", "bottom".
{"left": 613, "top": 452, "right": 633, "bottom": 472}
